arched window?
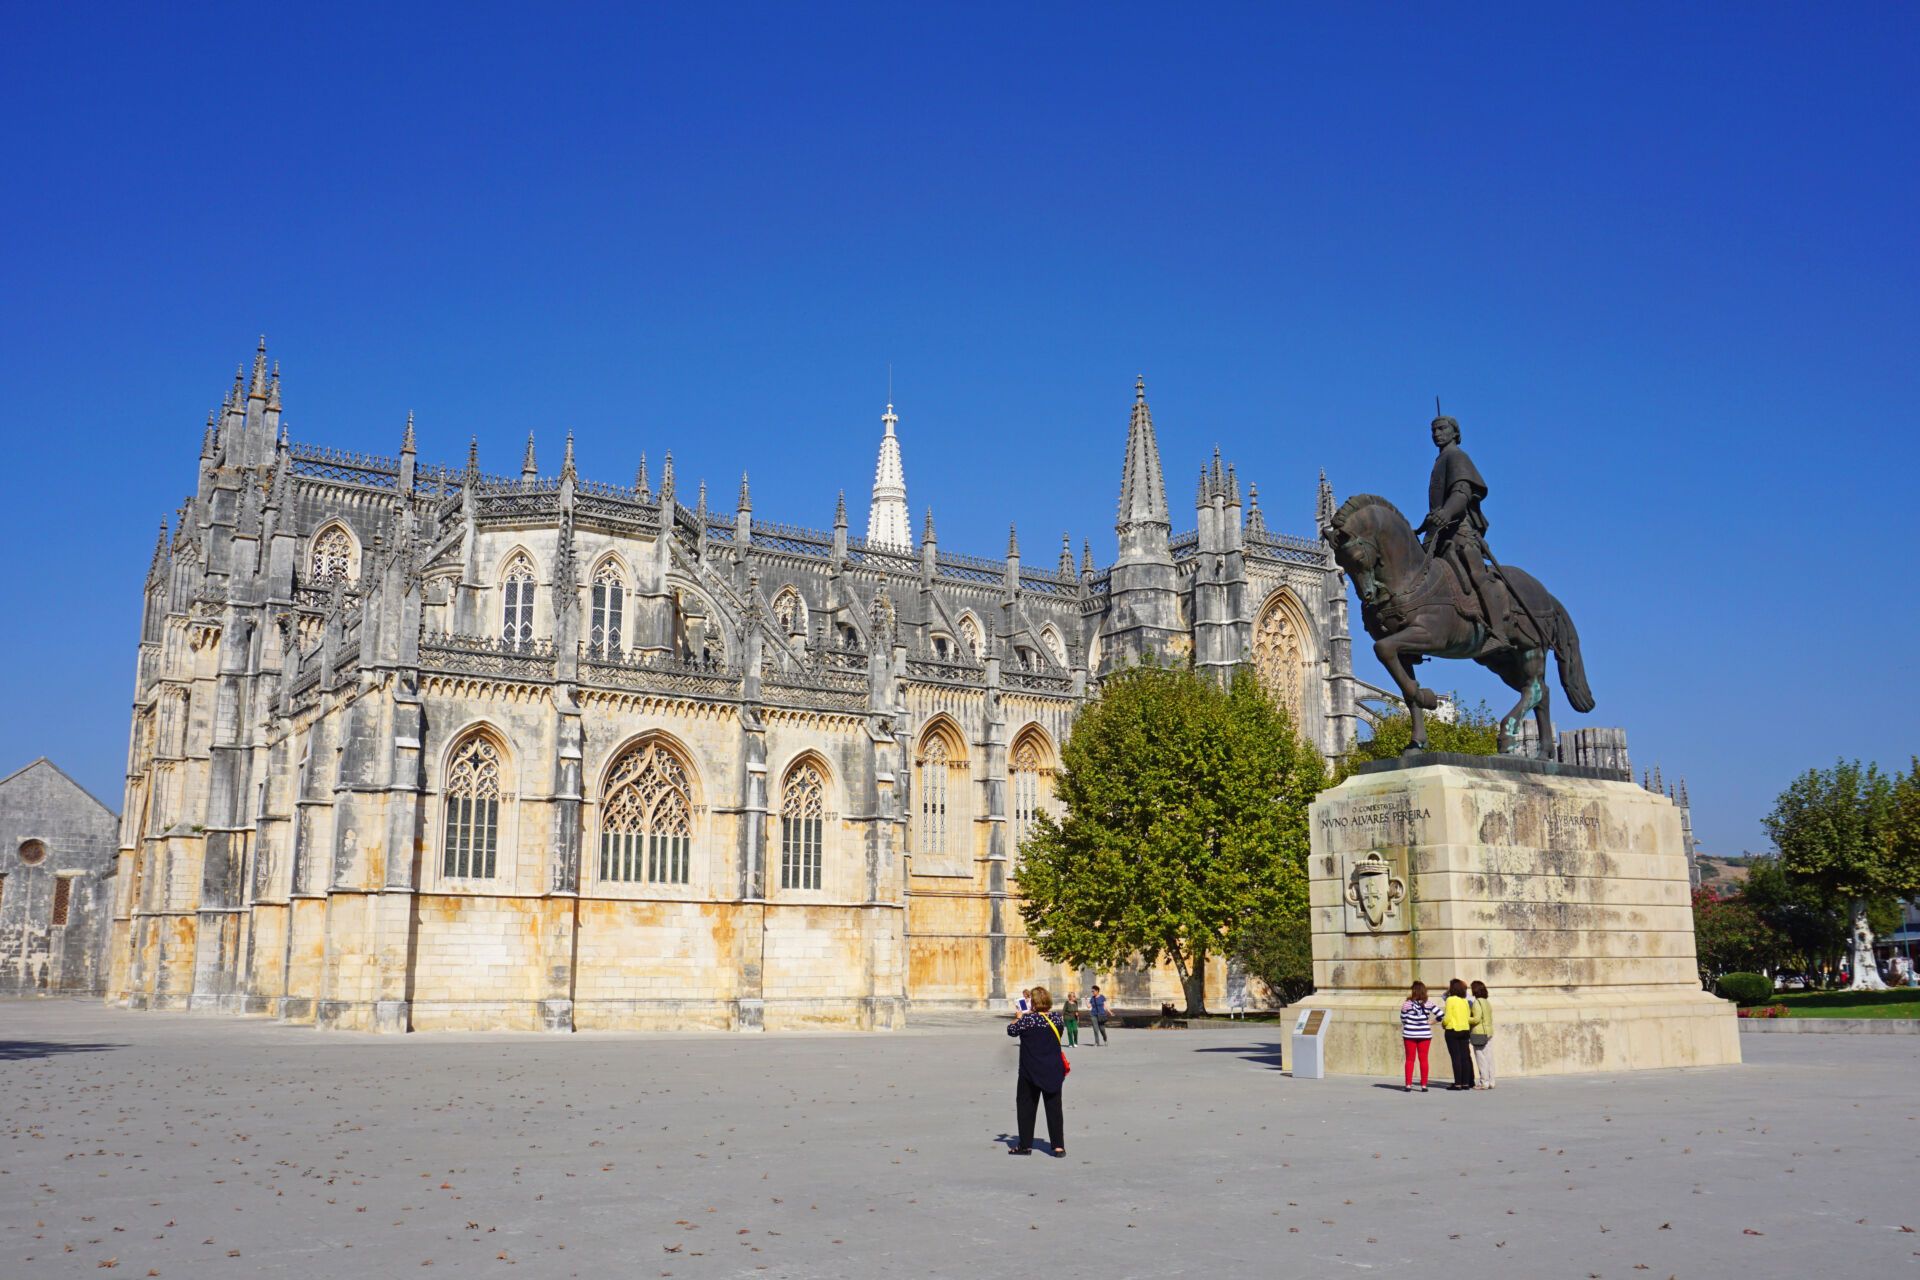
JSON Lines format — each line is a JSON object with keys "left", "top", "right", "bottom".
{"left": 772, "top": 586, "right": 808, "bottom": 637}
{"left": 1040, "top": 625, "right": 1067, "bottom": 668}
{"left": 916, "top": 722, "right": 967, "bottom": 860}
{"left": 1252, "top": 591, "right": 1313, "bottom": 723}
{"left": 779, "top": 759, "right": 826, "bottom": 890}
{"left": 309, "top": 524, "right": 354, "bottom": 585}
{"left": 443, "top": 733, "right": 503, "bottom": 879}
{"left": 600, "top": 740, "right": 693, "bottom": 885}
{"left": 1010, "top": 729, "right": 1055, "bottom": 851}
{"left": 501, "top": 553, "right": 536, "bottom": 648}
{"left": 590, "top": 560, "right": 625, "bottom": 655}
{"left": 956, "top": 614, "right": 982, "bottom": 660}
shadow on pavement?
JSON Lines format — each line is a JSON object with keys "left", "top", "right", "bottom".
{"left": 0, "top": 1040, "right": 126, "bottom": 1062}
{"left": 1192, "top": 1043, "right": 1284, "bottom": 1070}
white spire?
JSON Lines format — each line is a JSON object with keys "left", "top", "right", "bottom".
{"left": 866, "top": 400, "right": 911, "bottom": 549}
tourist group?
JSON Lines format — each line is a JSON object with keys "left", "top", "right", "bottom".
{"left": 1399, "top": 979, "right": 1496, "bottom": 1091}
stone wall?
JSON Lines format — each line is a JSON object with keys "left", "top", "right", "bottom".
{"left": 0, "top": 759, "right": 119, "bottom": 995}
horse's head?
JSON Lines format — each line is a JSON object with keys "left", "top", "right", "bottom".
{"left": 1326, "top": 494, "right": 1419, "bottom": 614}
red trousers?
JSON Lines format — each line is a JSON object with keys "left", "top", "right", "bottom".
{"left": 1403, "top": 1037, "right": 1432, "bottom": 1086}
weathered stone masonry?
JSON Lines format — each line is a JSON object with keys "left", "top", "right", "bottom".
{"left": 108, "top": 343, "right": 1364, "bottom": 1031}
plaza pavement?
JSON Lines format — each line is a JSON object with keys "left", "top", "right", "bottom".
{"left": 2, "top": 1000, "right": 1915, "bottom": 1279}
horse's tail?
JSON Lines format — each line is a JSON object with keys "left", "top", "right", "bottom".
{"left": 1552, "top": 604, "right": 1596, "bottom": 713}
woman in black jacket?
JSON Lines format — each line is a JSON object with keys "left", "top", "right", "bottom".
{"left": 1005, "top": 984, "right": 1067, "bottom": 1156}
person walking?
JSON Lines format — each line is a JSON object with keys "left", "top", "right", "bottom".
{"left": 1087, "top": 986, "right": 1109, "bottom": 1045}
{"left": 1004, "top": 985, "right": 1068, "bottom": 1157}
{"left": 1441, "top": 978, "right": 1475, "bottom": 1090}
{"left": 1062, "top": 990, "right": 1081, "bottom": 1047}
{"left": 1398, "top": 980, "right": 1442, "bottom": 1092}
{"left": 1469, "top": 980, "right": 1496, "bottom": 1089}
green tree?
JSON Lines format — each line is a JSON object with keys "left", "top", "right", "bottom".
{"left": 1740, "top": 854, "right": 1846, "bottom": 975}
{"left": 1016, "top": 663, "right": 1324, "bottom": 1015}
{"left": 1331, "top": 699, "right": 1500, "bottom": 784}
{"left": 1764, "top": 759, "right": 1920, "bottom": 991}
{"left": 1234, "top": 901, "right": 1316, "bottom": 1005}
{"left": 1690, "top": 885, "right": 1781, "bottom": 984}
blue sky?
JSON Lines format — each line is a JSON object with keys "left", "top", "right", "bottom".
{"left": 2, "top": 5, "right": 1915, "bottom": 853}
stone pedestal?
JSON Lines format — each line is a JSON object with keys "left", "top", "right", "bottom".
{"left": 1305, "top": 758, "right": 1739, "bottom": 1078}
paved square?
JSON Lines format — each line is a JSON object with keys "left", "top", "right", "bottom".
{"left": 3, "top": 1002, "right": 1914, "bottom": 1278}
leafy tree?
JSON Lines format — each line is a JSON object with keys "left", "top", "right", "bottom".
{"left": 1234, "top": 902, "right": 1316, "bottom": 1005}
{"left": 1690, "top": 886, "right": 1781, "bottom": 983}
{"left": 1740, "top": 854, "right": 1847, "bottom": 975}
{"left": 1764, "top": 759, "right": 1920, "bottom": 991}
{"left": 1331, "top": 699, "right": 1500, "bottom": 784}
{"left": 1016, "top": 663, "right": 1324, "bottom": 1015}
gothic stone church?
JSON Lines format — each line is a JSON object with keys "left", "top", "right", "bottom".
{"left": 107, "top": 340, "right": 1361, "bottom": 1032}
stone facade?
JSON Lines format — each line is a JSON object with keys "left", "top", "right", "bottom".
{"left": 1, "top": 759, "right": 119, "bottom": 995}
{"left": 107, "top": 341, "right": 1360, "bottom": 1032}
{"left": 1304, "top": 761, "right": 1739, "bottom": 1077}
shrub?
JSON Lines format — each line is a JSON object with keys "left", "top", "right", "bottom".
{"left": 1716, "top": 972, "right": 1773, "bottom": 1006}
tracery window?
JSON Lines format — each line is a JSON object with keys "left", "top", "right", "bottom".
{"left": 772, "top": 586, "right": 807, "bottom": 637}
{"left": 310, "top": 525, "right": 354, "bottom": 585}
{"left": 442, "top": 734, "right": 503, "bottom": 879}
{"left": 51, "top": 876, "right": 72, "bottom": 926}
{"left": 779, "top": 760, "right": 826, "bottom": 890}
{"left": 1010, "top": 732, "right": 1054, "bottom": 851}
{"left": 957, "top": 614, "right": 982, "bottom": 660}
{"left": 1040, "top": 626, "right": 1067, "bottom": 668}
{"left": 916, "top": 727, "right": 967, "bottom": 859}
{"left": 600, "top": 740, "right": 693, "bottom": 885}
{"left": 590, "top": 561, "right": 625, "bottom": 655}
{"left": 502, "top": 554, "right": 536, "bottom": 648}
{"left": 1252, "top": 593, "right": 1310, "bottom": 723}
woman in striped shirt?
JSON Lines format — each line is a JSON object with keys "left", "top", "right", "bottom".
{"left": 1399, "top": 980, "right": 1442, "bottom": 1092}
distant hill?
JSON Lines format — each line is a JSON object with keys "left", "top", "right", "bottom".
{"left": 1694, "top": 854, "right": 1756, "bottom": 886}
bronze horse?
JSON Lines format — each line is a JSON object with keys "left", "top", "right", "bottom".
{"left": 1325, "top": 493, "right": 1594, "bottom": 755}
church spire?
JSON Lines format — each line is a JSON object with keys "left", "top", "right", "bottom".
{"left": 635, "top": 452, "right": 651, "bottom": 502}
{"left": 1116, "top": 376, "right": 1171, "bottom": 541}
{"left": 465, "top": 435, "right": 480, "bottom": 482}
{"left": 1316, "top": 469, "right": 1335, "bottom": 536}
{"left": 1059, "top": 532, "right": 1074, "bottom": 577}
{"left": 737, "top": 471, "right": 751, "bottom": 512}
{"left": 866, "top": 400, "right": 911, "bottom": 549}
{"left": 521, "top": 432, "right": 538, "bottom": 480}
{"left": 561, "top": 431, "right": 577, "bottom": 482}
{"left": 401, "top": 411, "right": 417, "bottom": 455}
{"left": 249, "top": 335, "right": 269, "bottom": 397}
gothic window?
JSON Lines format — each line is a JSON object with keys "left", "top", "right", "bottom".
{"left": 772, "top": 586, "right": 808, "bottom": 637}
{"left": 501, "top": 553, "right": 536, "bottom": 648}
{"left": 442, "top": 733, "right": 503, "bottom": 879}
{"left": 51, "top": 876, "right": 72, "bottom": 926}
{"left": 1252, "top": 592, "right": 1312, "bottom": 723}
{"left": 309, "top": 524, "right": 354, "bottom": 585}
{"left": 957, "top": 613, "right": 982, "bottom": 660}
{"left": 915, "top": 723, "right": 967, "bottom": 860}
{"left": 779, "top": 759, "right": 826, "bottom": 891}
{"left": 590, "top": 561, "right": 625, "bottom": 656}
{"left": 932, "top": 635, "right": 952, "bottom": 660}
{"left": 1010, "top": 730, "right": 1055, "bottom": 851}
{"left": 1040, "top": 626, "right": 1067, "bottom": 668}
{"left": 600, "top": 739, "right": 694, "bottom": 885}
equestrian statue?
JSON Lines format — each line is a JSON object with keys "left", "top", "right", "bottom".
{"left": 1323, "top": 407, "right": 1594, "bottom": 756}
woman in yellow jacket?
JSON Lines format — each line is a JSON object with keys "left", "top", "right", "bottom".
{"left": 1440, "top": 978, "right": 1475, "bottom": 1091}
